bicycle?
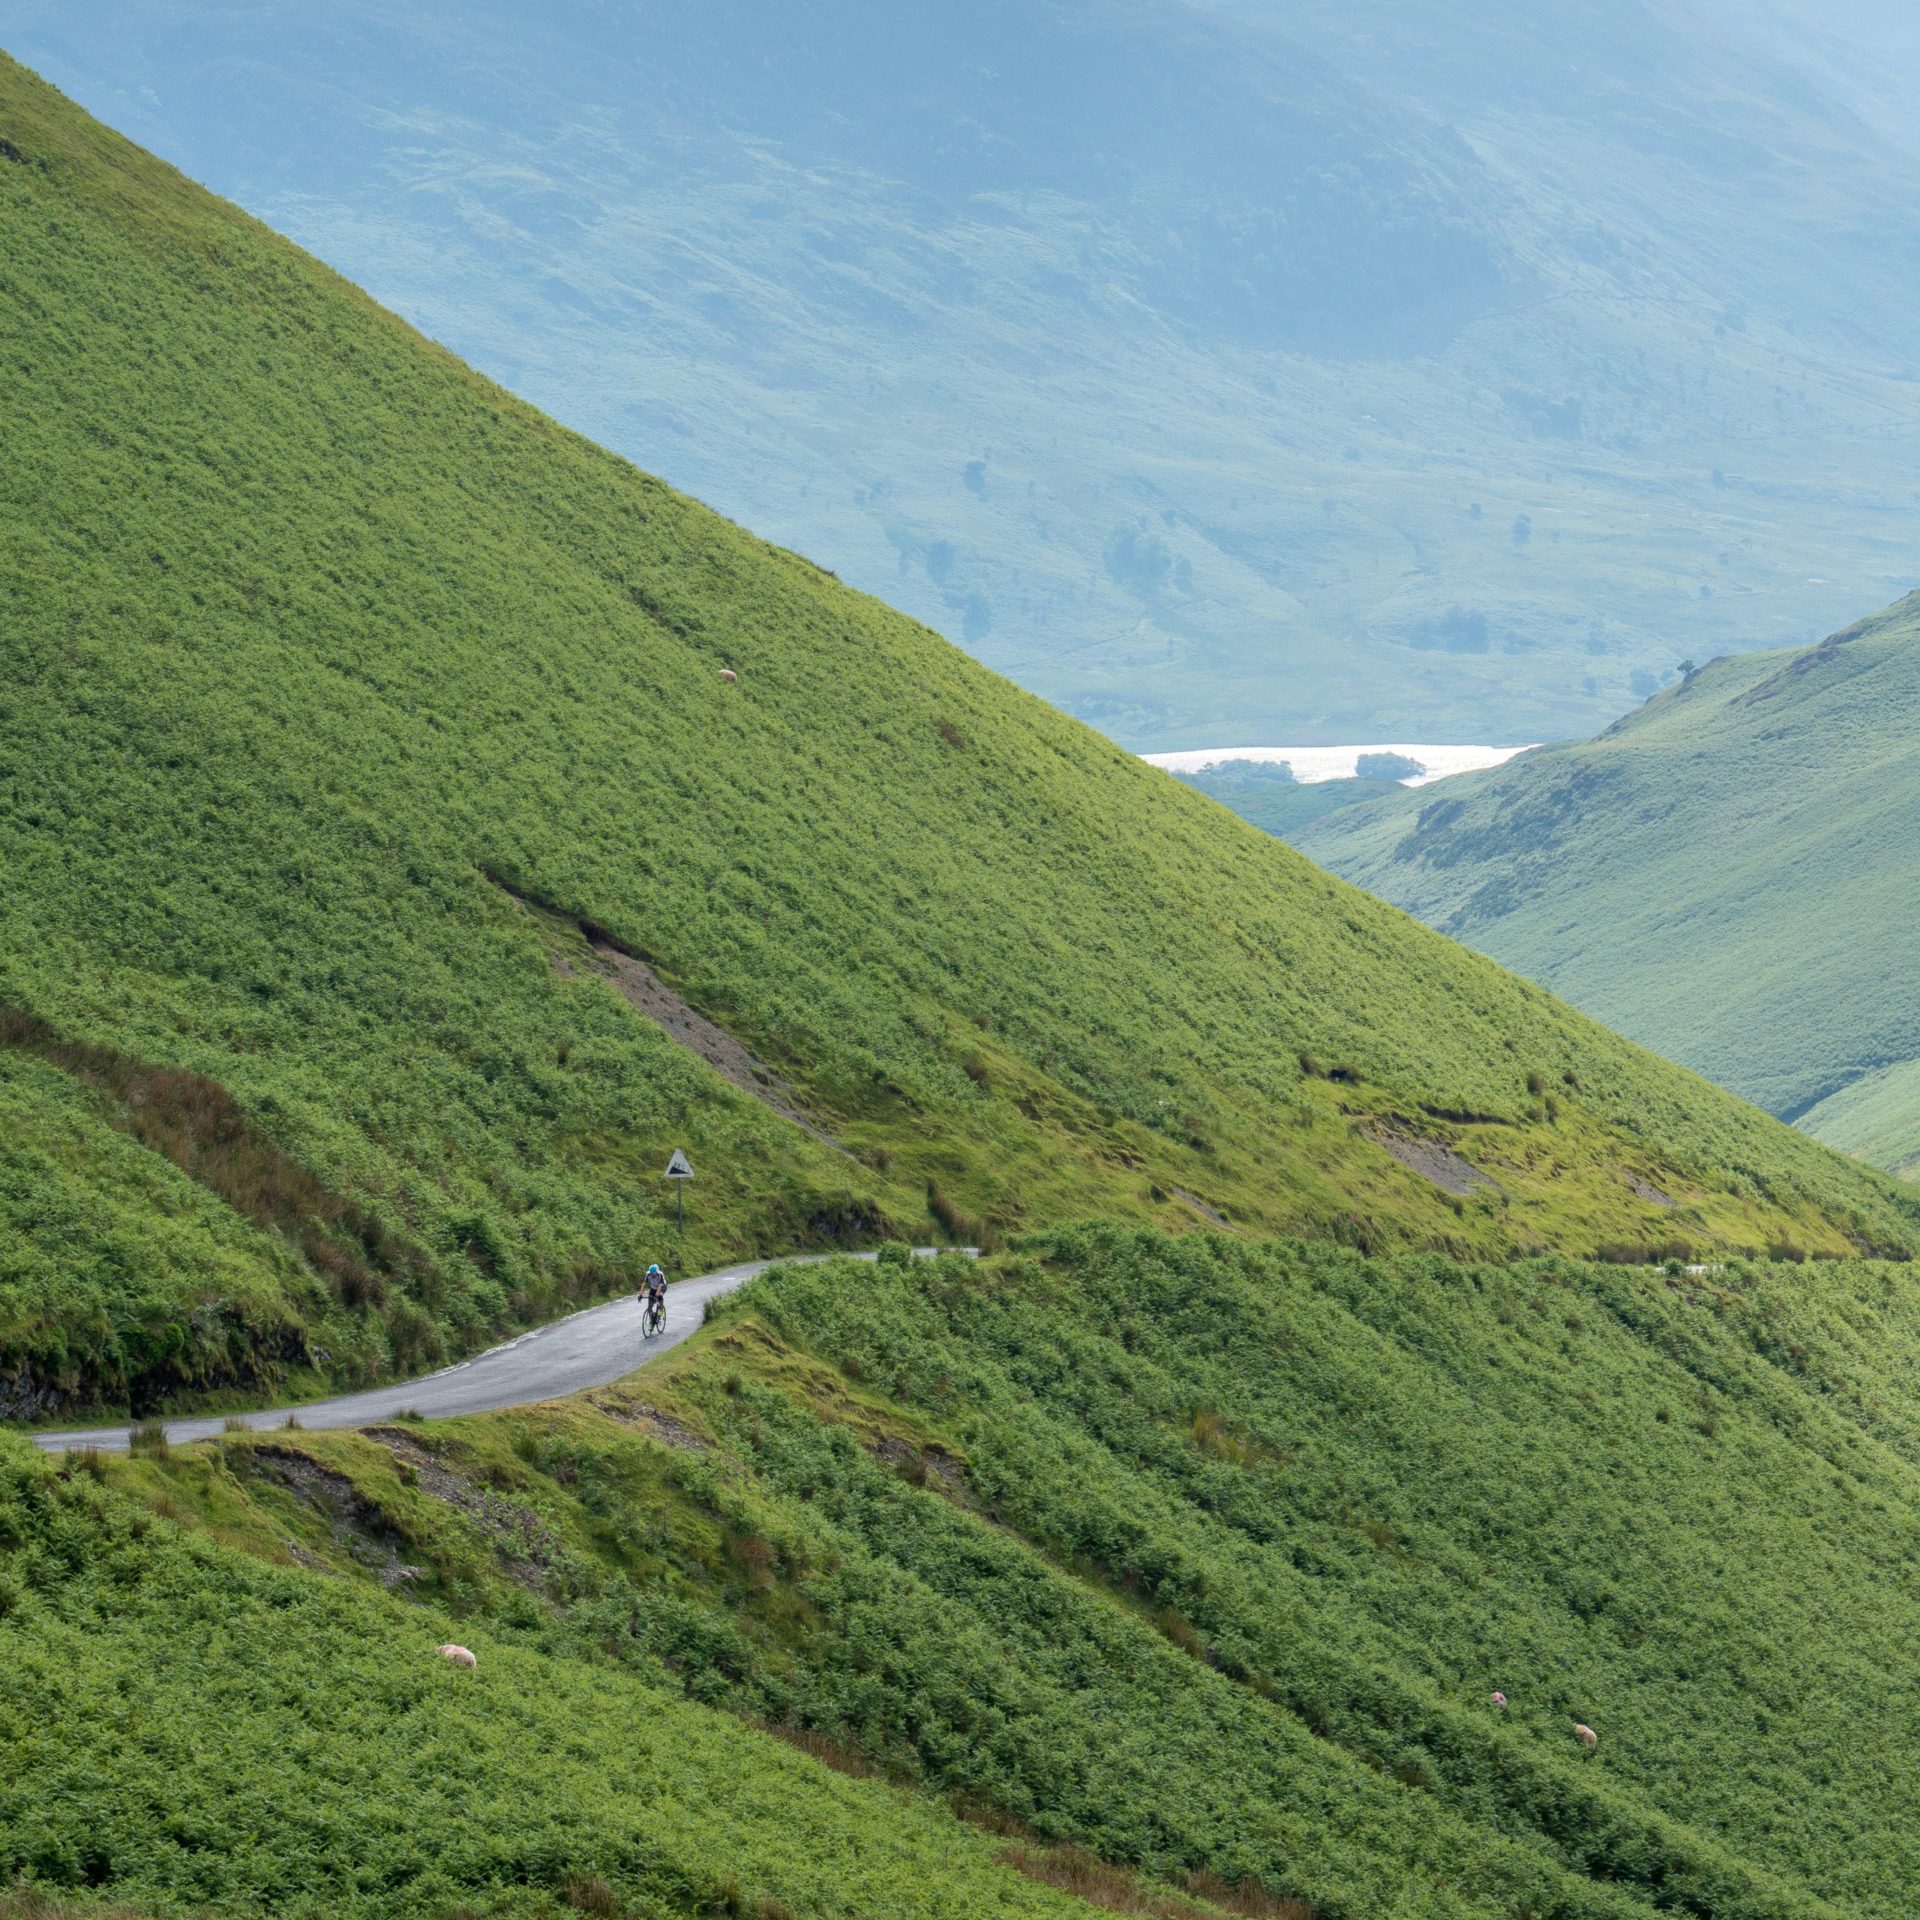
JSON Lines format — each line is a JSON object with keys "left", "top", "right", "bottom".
{"left": 642, "top": 1290, "right": 667, "bottom": 1339}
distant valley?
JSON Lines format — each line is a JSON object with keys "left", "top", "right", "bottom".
{"left": 1146, "top": 743, "right": 1536, "bottom": 784}
{"left": 14, "top": 0, "right": 1920, "bottom": 744}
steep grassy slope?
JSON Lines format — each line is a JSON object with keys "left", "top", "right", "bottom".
{"left": 3, "top": 55, "right": 1917, "bottom": 1419}
{"left": 1295, "top": 596, "right": 1920, "bottom": 1176}
{"left": 15, "top": 1, "right": 1920, "bottom": 744}
{"left": 42, "top": 1232, "right": 1920, "bottom": 1918}
{"left": 0, "top": 1438, "right": 1184, "bottom": 1920}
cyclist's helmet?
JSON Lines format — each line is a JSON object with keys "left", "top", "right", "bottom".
{"left": 646, "top": 1263, "right": 664, "bottom": 1281}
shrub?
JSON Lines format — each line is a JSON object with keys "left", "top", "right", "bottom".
{"left": 561, "top": 1876, "right": 621, "bottom": 1919}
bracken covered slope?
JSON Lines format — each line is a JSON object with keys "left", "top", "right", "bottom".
{"left": 17, "top": 1232, "right": 1920, "bottom": 1918}
{"left": 2, "top": 56, "right": 1915, "bottom": 1419}
{"left": 1296, "top": 595, "right": 1920, "bottom": 1177}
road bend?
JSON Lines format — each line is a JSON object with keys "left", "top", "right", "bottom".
{"left": 31, "top": 1249, "right": 957, "bottom": 1454}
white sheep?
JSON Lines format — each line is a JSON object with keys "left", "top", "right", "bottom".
{"left": 1573, "top": 1723, "right": 1598, "bottom": 1751}
{"left": 438, "top": 1643, "right": 478, "bottom": 1669}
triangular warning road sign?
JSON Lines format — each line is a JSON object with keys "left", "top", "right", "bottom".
{"left": 664, "top": 1148, "right": 695, "bottom": 1179}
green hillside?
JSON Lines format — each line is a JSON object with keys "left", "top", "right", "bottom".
{"left": 0, "top": 1427, "right": 1151, "bottom": 1920}
{"left": 3, "top": 54, "right": 1918, "bottom": 1422}
{"left": 1294, "top": 597, "right": 1920, "bottom": 1178}
{"left": 9, "top": 60, "right": 1920, "bottom": 1920}
{"left": 19, "top": 1231, "right": 1920, "bottom": 1917}
{"left": 1801, "top": 1060, "right": 1920, "bottom": 1181}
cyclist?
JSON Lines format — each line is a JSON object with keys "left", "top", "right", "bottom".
{"left": 641, "top": 1262, "right": 668, "bottom": 1336}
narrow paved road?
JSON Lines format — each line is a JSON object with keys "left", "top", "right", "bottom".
{"left": 31, "top": 1250, "right": 937, "bottom": 1455}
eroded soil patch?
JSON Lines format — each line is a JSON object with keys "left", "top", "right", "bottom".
{"left": 587, "top": 1398, "right": 713, "bottom": 1452}
{"left": 1172, "top": 1187, "right": 1229, "bottom": 1227}
{"left": 871, "top": 1433, "right": 969, "bottom": 1496}
{"left": 492, "top": 876, "right": 843, "bottom": 1149}
{"left": 1369, "top": 1126, "right": 1498, "bottom": 1198}
{"left": 247, "top": 1445, "right": 423, "bottom": 1589}
{"left": 363, "top": 1426, "right": 557, "bottom": 1587}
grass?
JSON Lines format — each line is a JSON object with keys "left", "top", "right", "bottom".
{"left": 2, "top": 54, "right": 1917, "bottom": 1420}
{"left": 45, "top": 1228, "right": 1920, "bottom": 1917}
{"left": 1294, "top": 597, "right": 1920, "bottom": 1177}
{"left": 1802, "top": 1056, "right": 1920, "bottom": 1180}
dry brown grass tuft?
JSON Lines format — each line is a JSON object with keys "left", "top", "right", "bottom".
{"left": 754, "top": 1720, "right": 881, "bottom": 1779}
{"left": 996, "top": 1842, "right": 1313, "bottom": 1920}
{"left": 561, "top": 1874, "right": 621, "bottom": 1918}
{"left": 926, "top": 1181, "right": 999, "bottom": 1252}
{"left": 1, "top": 1886, "right": 166, "bottom": 1920}
{"left": 0, "top": 1002, "right": 433, "bottom": 1307}
{"left": 1188, "top": 1409, "right": 1263, "bottom": 1469}
{"left": 725, "top": 1528, "right": 777, "bottom": 1594}
{"left": 1183, "top": 1866, "right": 1315, "bottom": 1919}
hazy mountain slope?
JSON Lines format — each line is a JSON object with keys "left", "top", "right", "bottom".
{"left": 1295, "top": 594, "right": 1920, "bottom": 1174}
{"left": 37, "top": 1231, "right": 1920, "bottom": 1917}
{"left": 5, "top": 56, "right": 1917, "bottom": 1418}
{"left": 1173, "top": 765, "right": 1407, "bottom": 839}
{"left": 13, "top": 1, "right": 1920, "bottom": 744}
{"left": 1800, "top": 1060, "right": 1920, "bottom": 1181}
{"left": 1688, "top": 0, "right": 1920, "bottom": 160}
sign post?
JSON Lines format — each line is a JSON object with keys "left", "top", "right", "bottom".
{"left": 664, "top": 1147, "right": 694, "bottom": 1229}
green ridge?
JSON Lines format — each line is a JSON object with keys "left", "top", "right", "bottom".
{"left": 1293, "top": 596, "right": 1920, "bottom": 1177}
{"left": 2, "top": 54, "right": 1918, "bottom": 1418}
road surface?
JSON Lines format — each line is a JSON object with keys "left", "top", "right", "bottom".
{"left": 30, "top": 1250, "right": 942, "bottom": 1455}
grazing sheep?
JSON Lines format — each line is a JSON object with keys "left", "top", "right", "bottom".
{"left": 1489, "top": 1691, "right": 1507, "bottom": 1709}
{"left": 1573, "top": 1723, "right": 1598, "bottom": 1750}
{"left": 719, "top": 668, "right": 738, "bottom": 684}
{"left": 438, "top": 1643, "right": 478, "bottom": 1669}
